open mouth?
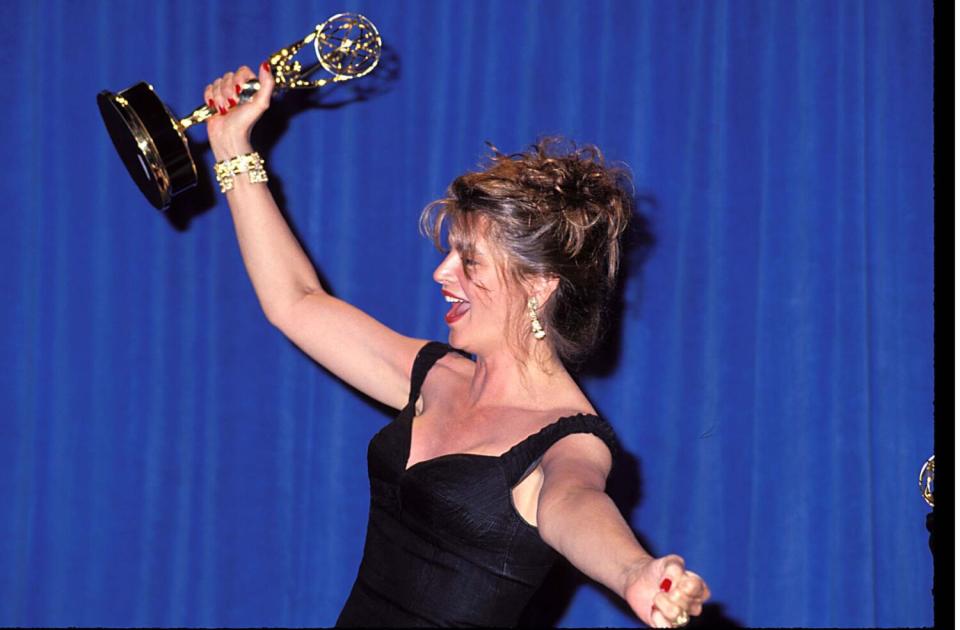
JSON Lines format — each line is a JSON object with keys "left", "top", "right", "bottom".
{"left": 443, "top": 290, "right": 471, "bottom": 324}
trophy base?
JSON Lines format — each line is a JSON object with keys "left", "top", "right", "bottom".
{"left": 97, "top": 82, "right": 197, "bottom": 210}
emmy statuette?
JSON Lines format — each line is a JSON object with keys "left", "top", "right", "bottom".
{"left": 97, "top": 13, "right": 381, "bottom": 209}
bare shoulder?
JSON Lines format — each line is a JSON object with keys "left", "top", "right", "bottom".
{"left": 438, "top": 349, "right": 476, "bottom": 374}
{"left": 539, "top": 411, "right": 614, "bottom": 490}
{"left": 426, "top": 349, "right": 475, "bottom": 386}
{"left": 415, "top": 348, "right": 474, "bottom": 413}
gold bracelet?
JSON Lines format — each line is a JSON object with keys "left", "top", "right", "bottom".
{"left": 213, "top": 151, "right": 268, "bottom": 193}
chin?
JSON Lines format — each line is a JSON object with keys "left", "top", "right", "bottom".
{"left": 448, "top": 328, "right": 505, "bottom": 359}
{"left": 446, "top": 328, "right": 469, "bottom": 352}
{"left": 447, "top": 325, "right": 486, "bottom": 356}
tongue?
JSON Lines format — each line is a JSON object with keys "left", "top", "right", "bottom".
{"left": 446, "top": 301, "right": 471, "bottom": 322}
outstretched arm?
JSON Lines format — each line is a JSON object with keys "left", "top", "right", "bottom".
{"left": 204, "top": 64, "right": 426, "bottom": 410}
{"left": 536, "top": 434, "right": 711, "bottom": 628}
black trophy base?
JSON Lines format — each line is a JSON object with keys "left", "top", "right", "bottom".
{"left": 97, "top": 82, "right": 197, "bottom": 210}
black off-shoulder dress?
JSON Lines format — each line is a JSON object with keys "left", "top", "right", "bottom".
{"left": 335, "top": 342, "right": 619, "bottom": 627}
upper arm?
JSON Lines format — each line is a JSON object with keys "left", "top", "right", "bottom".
{"left": 270, "top": 290, "right": 429, "bottom": 410}
{"left": 538, "top": 432, "right": 614, "bottom": 511}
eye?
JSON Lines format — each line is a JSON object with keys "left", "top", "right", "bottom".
{"left": 462, "top": 258, "right": 478, "bottom": 267}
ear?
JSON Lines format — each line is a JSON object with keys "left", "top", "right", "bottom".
{"left": 530, "top": 275, "right": 560, "bottom": 307}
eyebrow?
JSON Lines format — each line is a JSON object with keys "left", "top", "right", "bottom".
{"left": 452, "top": 245, "right": 486, "bottom": 257}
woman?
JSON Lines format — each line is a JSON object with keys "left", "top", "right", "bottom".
{"left": 205, "top": 63, "right": 711, "bottom": 628}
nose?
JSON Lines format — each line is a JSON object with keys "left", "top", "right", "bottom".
{"left": 432, "top": 250, "right": 459, "bottom": 285}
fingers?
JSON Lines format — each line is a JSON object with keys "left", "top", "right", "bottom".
{"left": 232, "top": 65, "right": 258, "bottom": 104}
{"left": 205, "top": 75, "right": 230, "bottom": 115}
{"left": 234, "top": 64, "right": 257, "bottom": 86}
{"left": 204, "top": 65, "right": 267, "bottom": 117}
{"left": 649, "top": 605, "right": 672, "bottom": 629}
{"left": 219, "top": 71, "right": 237, "bottom": 109}
{"left": 254, "top": 60, "right": 275, "bottom": 105}
{"left": 658, "top": 555, "right": 686, "bottom": 599}
{"left": 679, "top": 570, "right": 710, "bottom": 604}
{"left": 652, "top": 562, "right": 688, "bottom": 628}
{"left": 653, "top": 590, "right": 684, "bottom": 623}
{"left": 652, "top": 560, "right": 711, "bottom": 626}
{"left": 203, "top": 81, "right": 219, "bottom": 114}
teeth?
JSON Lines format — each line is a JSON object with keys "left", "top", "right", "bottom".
{"left": 444, "top": 296, "right": 464, "bottom": 303}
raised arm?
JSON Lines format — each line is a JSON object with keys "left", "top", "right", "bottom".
{"left": 536, "top": 434, "right": 711, "bottom": 628}
{"left": 205, "top": 64, "right": 427, "bottom": 410}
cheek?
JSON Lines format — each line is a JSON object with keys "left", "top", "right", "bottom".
{"left": 455, "top": 268, "right": 485, "bottom": 300}
{"left": 455, "top": 265, "right": 514, "bottom": 320}
{"left": 483, "top": 292, "right": 521, "bottom": 329}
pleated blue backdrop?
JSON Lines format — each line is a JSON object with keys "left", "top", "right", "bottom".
{"left": 0, "top": 0, "right": 934, "bottom": 627}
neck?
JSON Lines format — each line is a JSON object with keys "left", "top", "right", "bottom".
{"left": 466, "top": 342, "right": 571, "bottom": 410}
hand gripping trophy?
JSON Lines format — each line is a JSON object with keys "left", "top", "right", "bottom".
{"left": 97, "top": 13, "right": 382, "bottom": 210}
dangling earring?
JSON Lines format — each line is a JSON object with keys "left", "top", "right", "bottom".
{"left": 528, "top": 297, "right": 546, "bottom": 340}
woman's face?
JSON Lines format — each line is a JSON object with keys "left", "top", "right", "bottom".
{"left": 432, "top": 232, "right": 520, "bottom": 356}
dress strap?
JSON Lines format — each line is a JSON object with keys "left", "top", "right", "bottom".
{"left": 407, "top": 341, "right": 457, "bottom": 409}
{"left": 501, "top": 414, "right": 620, "bottom": 487}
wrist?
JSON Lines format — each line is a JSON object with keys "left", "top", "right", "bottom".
{"left": 210, "top": 136, "right": 254, "bottom": 162}
{"left": 214, "top": 151, "right": 268, "bottom": 193}
{"left": 619, "top": 553, "right": 655, "bottom": 599}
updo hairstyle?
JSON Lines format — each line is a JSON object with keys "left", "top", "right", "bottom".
{"left": 420, "top": 137, "right": 634, "bottom": 365}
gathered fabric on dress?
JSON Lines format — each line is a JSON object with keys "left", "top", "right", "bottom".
{"left": 336, "top": 341, "right": 619, "bottom": 628}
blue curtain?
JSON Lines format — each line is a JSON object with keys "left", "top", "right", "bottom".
{"left": 1, "top": 0, "right": 933, "bottom": 627}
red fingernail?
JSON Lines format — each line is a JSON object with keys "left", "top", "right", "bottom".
{"left": 660, "top": 578, "right": 672, "bottom": 592}
{"left": 207, "top": 99, "right": 215, "bottom": 109}
{"left": 235, "top": 84, "right": 242, "bottom": 95}
{"left": 262, "top": 61, "right": 270, "bottom": 73}
{"left": 228, "top": 98, "right": 237, "bottom": 108}
{"left": 219, "top": 106, "right": 226, "bottom": 115}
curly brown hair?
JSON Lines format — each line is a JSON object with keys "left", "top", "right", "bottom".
{"left": 420, "top": 137, "right": 634, "bottom": 365}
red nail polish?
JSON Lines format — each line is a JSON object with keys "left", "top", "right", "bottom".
{"left": 660, "top": 578, "right": 672, "bottom": 592}
{"left": 228, "top": 98, "right": 237, "bottom": 107}
{"left": 207, "top": 99, "right": 215, "bottom": 109}
{"left": 235, "top": 84, "right": 242, "bottom": 95}
{"left": 219, "top": 106, "right": 226, "bottom": 115}
{"left": 262, "top": 61, "right": 270, "bottom": 73}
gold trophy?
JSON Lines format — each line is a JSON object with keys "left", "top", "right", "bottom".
{"left": 97, "top": 13, "right": 381, "bottom": 210}
{"left": 918, "top": 454, "right": 933, "bottom": 507}
{"left": 919, "top": 453, "right": 934, "bottom": 564}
